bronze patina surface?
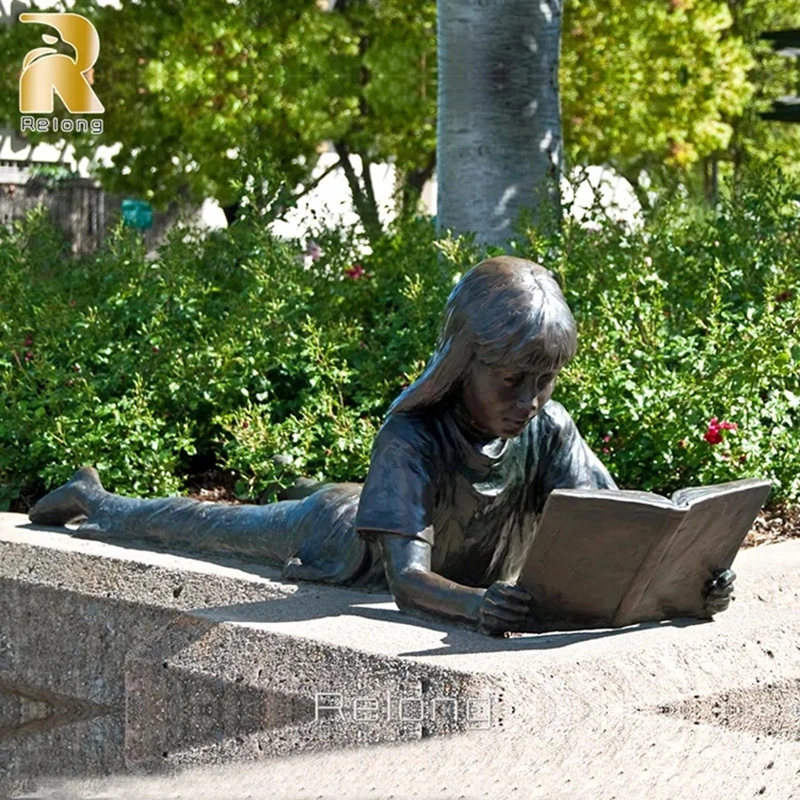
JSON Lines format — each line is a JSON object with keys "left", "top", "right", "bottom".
{"left": 29, "top": 258, "right": 736, "bottom": 634}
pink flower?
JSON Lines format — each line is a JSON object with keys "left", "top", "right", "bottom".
{"left": 345, "top": 264, "right": 365, "bottom": 280}
{"left": 602, "top": 434, "right": 611, "bottom": 443}
{"left": 305, "top": 240, "right": 322, "bottom": 262}
{"left": 602, "top": 447, "right": 610, "bottom": 454}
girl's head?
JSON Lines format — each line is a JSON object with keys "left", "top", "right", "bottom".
{"left": 388, "top": 256, "right": 577, "bottom": 435}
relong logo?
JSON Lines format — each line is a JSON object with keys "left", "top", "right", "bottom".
{"left": 18, "top": 12, "right": 104, "bottom": 114}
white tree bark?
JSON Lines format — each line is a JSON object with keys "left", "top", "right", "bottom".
{"left": 437, "top": 0, "right": 563, "bottom": 246}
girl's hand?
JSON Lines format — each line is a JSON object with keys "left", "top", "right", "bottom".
{"left": 477, "top": 581, "right": 532, "bottom": 635}
{"left": 702, "top": 567, "right": 736, "bottom": 617}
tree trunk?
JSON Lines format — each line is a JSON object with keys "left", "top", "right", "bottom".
{"left": 437, "top": 0, "right": 564, "bottom": 246}
{"left": 222, "top": 200, "right": 241, "bottom": 226}
{"left": 334, "top": 141, "right": 383, "bottom": 244}
{"left": 397, "top": 153, "right": 437, "bottom": 222}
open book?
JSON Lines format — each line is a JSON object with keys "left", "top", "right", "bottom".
{"left": 516, "top": 478, "right": 771, "bottom": 631}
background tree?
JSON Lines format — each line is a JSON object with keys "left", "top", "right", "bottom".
{"left": 0, "top": 0, "right": 435, "bottom": 236}
{"left": 723, "top": 0, "right": 800, "bottom": 186}
{"left": 436, "top": 0, "right": 564, "bottom": 246}
{"left": 92, "top": 0, "right": 354, "bottom": 224}
{"left": 2, "top": 0, "right": 799, "bottom": 233}
{"left": 561, "top": 0, "right": 754, "bottom": 205}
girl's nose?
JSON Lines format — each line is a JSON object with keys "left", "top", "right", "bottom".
{"left": 514, "top": 377, "right": 539, "bottom": 411}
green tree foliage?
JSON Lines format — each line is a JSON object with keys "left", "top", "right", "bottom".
{"left": 3, "top": 0, "right": 800, "bottom": 222}
{"left": 337, "top": 0, "right": 437, "bottom": 221}
{"left": 561, "top": 0, "right": 800, "bottom": 198}
{"left": 0, "top": 0, "right": 435, "bottom": 231}
{"left": 92, "top": 0, "right": 360, "bottom": 217}
{"left": 725, "top": 0, "right": 800, "bottom": 182}
{"left": 561, "top": 0, "right": 754, "bottom": 197}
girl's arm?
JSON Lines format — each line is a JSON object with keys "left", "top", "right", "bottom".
{"left": 372, "top": 531, "right": 531, "bottom": 634}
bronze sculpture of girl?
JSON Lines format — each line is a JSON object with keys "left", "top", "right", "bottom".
{"left": 29, "top": 256, "right": 735, "bottom": 634}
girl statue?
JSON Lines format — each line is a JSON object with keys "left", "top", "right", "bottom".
{"left": 29, "top": 257, "right": 734, "bottom": 634}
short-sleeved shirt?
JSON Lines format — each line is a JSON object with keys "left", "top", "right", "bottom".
{"left": 280, "top": 400, "right": 616, "bottom": 591}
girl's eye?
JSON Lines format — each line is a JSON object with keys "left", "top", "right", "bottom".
{"left": 537, "top": 374, "right": 555, "bottom": 390}
{"left": 502, "top": 374, "right": 523, "bottom": 386}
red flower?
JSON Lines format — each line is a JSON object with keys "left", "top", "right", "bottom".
{"left": 345, "top": 264, "right": 365, "bottom": 280}
{"left": 703, "top": 417, "right": 737, "bottom": 445}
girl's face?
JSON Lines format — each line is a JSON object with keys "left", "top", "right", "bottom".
{"left": 461, "top": 359, "right": 559, "bottom": 440}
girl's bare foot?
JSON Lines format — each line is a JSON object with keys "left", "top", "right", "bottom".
{"left": 28, "top": 466, "right": 105, "bottom": 526}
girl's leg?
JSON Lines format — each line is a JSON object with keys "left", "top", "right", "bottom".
{"left": 29, "top": 467, "right": 313, "bottom": 566}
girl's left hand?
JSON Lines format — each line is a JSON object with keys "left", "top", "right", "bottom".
{"left": 702, "top": 567, "right": 736, "bottom": 616}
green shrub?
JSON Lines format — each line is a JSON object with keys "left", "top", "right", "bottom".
{"left": 540, "top": 169, "right": 800, "bottom": 503}
{"left": 0, "top": 169, "right": 798, "bottom": 509}
{"left": 0, "top": 208, "right": 456, "bottom": 504}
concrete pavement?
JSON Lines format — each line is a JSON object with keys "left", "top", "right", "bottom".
{"left": 0, "top": 512, "right": 798, "bottom": 799}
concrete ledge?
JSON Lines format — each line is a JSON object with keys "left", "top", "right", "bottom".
{"left": 1, "top": 512, "right": 800, "bottom": 798}
{"left": 0, "top": 513, "right": 501, "bottom": 792}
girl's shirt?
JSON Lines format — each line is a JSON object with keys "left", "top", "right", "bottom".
{"left": 282, "top": 400, "right": 616, "bottom": 591}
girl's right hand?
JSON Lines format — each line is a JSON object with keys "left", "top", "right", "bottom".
{"left": 477, "top": 581, "right": 532, "bottom": 635}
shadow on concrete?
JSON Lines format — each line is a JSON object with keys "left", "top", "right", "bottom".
{"left": 193, "top": 593, "right": 710, "bottom": 657}
{"left": 22, "top": 523, "right": 711, "bottom": 658}
{"left": 358, "top": 608, "right": 708, "bottom": 657}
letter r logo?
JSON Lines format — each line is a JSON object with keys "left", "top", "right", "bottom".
{"left": 19, "top": 13, "right": 104, "bottom": 114}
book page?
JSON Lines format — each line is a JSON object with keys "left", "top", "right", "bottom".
{"left": 627, "top": 479, "right": 772, "bottom": 622}
{"left": 516, "top": 489, "right": 685, "bottom": 630}
{"left": 669, "top": 479, "right": 764, "bottom": 507}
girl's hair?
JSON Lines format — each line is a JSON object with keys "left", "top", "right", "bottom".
{"left": 387, "top": 256, "right": 577, "bottom": 416}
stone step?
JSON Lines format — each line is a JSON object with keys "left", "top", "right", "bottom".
{"left": 1, "top": 512, "right": 799, "bottom": 798}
